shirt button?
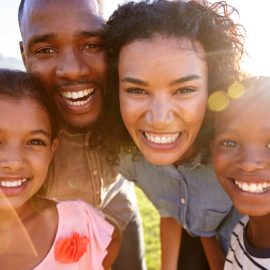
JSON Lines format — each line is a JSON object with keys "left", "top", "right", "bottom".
{"left": 93, "top": 170, "right": 98, "bottom": 176}
{"left": 180, "top": 198, "right": 186, "bottom": 204}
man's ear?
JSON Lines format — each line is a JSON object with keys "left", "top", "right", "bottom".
{"left": 19, "top": 41, "right": 27, "bottom": 68}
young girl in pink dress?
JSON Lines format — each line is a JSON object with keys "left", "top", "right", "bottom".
{"left": 0, "top": 69, "right": 120, "bottom": 270}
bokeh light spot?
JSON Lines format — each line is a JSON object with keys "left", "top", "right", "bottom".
{"left": 208, "top": 91, "right": 230, "bottom": 112}
{"left": 228, "top": 82, "right": 245, "bottom": 99}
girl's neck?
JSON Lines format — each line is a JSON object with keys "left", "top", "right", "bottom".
{"left": 0, "top": 197, "right": 58, "bottom": 270}
{"left": 247, "top": 214, "right": 270, "bottom": 249}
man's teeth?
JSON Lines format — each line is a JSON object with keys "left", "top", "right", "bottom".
{"left": 61, "top": 88, "right": 94, "bottom": 106}
{"left": 144, "top": 132, "right": 179, "bottom": 144}
{"left": 65, "top": 96, "right": 92, "bottom": 107}
{"left": 234, "top": 180, "right": 270, "bottom": 193}
{"left": 0, "top": 179, "right": 27, "bottom": 188}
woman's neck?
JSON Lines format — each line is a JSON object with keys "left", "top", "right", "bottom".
{"left": 173, "top": 145, "right": 198, "bottom": 166}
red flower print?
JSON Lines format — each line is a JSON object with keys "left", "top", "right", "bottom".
{"left": 55, "top": 233, "right": 89, "bottom": 263}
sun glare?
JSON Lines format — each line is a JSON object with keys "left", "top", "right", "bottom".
{"left": 237, "top": 1, "right": 270, "bottom": 76}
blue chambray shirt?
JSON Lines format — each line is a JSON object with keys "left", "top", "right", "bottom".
{"left": 119, "top": 153, "right": 242, "bottom": 252}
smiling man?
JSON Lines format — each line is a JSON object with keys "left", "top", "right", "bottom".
{"left": 18, "top": 0, "right": 146, "bottom": 269}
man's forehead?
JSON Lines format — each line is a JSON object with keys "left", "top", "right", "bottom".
{"left": 21, "top": 0, "right": 102, "bottom": 22}
{"left": 20, "top": 0, "right": 104, "bottom": 38}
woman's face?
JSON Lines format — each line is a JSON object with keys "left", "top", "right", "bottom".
{"left": 119, "top": 36, "right": 208, "bottom": 165}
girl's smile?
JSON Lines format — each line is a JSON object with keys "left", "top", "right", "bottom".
{"left": 212, "top": 86, "right": 270, "bottom": 217}
{"left": 0, "top": 97, "right": 58, "bottom": 210}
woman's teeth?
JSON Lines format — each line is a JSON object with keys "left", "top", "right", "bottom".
{"left": 234, "top": 180, "right": 270, "bottom": 193}
{"left": 0, "top": 179, "right": 27, "bottom": 188}
{"left": 144, "top": 132, "right": 179, "bottom": 144}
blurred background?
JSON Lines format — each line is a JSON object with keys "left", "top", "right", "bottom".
{"left": 1, "top": 0, "right": 270, "bottom": 76}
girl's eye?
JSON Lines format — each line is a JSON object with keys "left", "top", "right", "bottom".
{"left": 175, "top": 87, "right": 196, "bottom": 94}
{"left": 126, "top": 88, "right": 147, "bottom": 95}
{"left": 27, "top": 139, "right": 47, "bottom": 146}
{"left": 220, "top": 140, "right": 238, "bottom": 147}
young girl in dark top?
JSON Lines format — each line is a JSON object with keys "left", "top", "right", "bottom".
{"left": 212, "top": 77, "right": 270, "bottom": 269}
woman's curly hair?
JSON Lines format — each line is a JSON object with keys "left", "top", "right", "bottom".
{"left": 105, "top": 0, "right": 245, "bottom": 158}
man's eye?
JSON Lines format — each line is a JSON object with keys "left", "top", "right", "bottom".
{"left": 36, "top": 48, "right": 56, "bottom": 54}
{"left": 83, "top": 43, "right": 103, "bottom": 51}
{"left": 221, "top": 140, "right": 238, "bottom": 147}
{"left": 175, "top": 87, "right": 196, "bottom": 94}
{"left": 84, "top": 43, "right": 101, "bottom": 48}
{"left": 126, "top": 88, "right": 147, "bottom": 94}
{"left": 27, "top": 139, "right": 47, "bottom": 146}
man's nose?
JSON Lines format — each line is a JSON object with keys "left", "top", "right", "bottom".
{"left": 56, "top": 48, "right": 89, "bottom": 80}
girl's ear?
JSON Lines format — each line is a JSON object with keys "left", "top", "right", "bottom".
{"left": 50, "top": 138, "right": 59, "bottom": 160}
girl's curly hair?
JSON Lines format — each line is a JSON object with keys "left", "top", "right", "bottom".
{"left": 105, "top": 0, "right": 245, "bottom": 159}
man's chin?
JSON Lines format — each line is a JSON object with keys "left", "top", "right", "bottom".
{"left": 61, "top": 118, "right": 96, "bottom": 134}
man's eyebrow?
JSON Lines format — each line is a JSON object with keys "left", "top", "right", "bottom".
{"left": 77, "top": 30, "right": 105, "bottom": 38}
{"left": 27, "top": 34, "right": 57, "bottom": 49}
{"left": 121, "top": 77, "right": 149, "bottom": 86}
{"left": 170, "top": 75, "right": 202, "bottom": 86}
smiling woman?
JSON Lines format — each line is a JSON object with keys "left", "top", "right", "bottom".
{"left": 118, "top": 36, "right": 208, "bottom": 165}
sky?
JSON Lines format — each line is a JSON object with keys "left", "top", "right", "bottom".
{"left": 0, "top": 0, "right": 270, "bottom": 76}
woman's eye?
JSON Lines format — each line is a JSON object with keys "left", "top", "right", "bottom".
{"left": 175, "top": 87, "right": 196, "bottom": 94}
{"left": 27, "top": 139, "right": 47, "bottom": 146}
{"left": 126, "top": 88, "right": 147, "bottom": 94}
{"left": 221, "top": 140, "right": 238, "bottom": 147}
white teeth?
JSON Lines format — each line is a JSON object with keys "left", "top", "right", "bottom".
{"left": 0, "top": 179, "right": 27, "bottom": 188}
{"left": 65, "top": 96, "right": 92, "bottom": 107}
{"left": 234, "top": 180, "right": 270, "bottom": 193}
{"left": 61, "top": 88, "right": 94, "bottom": 100}
{"left": 144, "top": 132, "right": 179, "bottom": 144}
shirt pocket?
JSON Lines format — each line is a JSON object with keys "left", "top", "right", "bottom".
{"left": 202, "top": 208, "right": 230, "bottom": 233}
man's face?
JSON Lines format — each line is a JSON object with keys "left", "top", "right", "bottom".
{"left": 20, "top": 0, "right": 106, "bottom": 131}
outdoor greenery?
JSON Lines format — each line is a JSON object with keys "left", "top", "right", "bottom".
{"left": 136, "top": 187, "right": 161, "bottom": 270}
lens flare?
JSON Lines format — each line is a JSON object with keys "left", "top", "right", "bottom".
{"left": 228, "top": 82, "right": 245, "bottom": 99}
{"left": 208, "top": 91, "right": 230, "bottom": 112}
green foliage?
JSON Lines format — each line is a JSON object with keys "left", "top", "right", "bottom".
{"left": 136, "top": 187, "right": 161, "bottom": 270}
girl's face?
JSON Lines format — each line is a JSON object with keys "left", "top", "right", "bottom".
{"left": 212, "top": 90, "right": 270, "bottom": 217}
{"left": 0, "top": 97, "right": 58, "bottom": 211}
{"left": 119, "top": 36, "right": 208, "bottom": 165}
